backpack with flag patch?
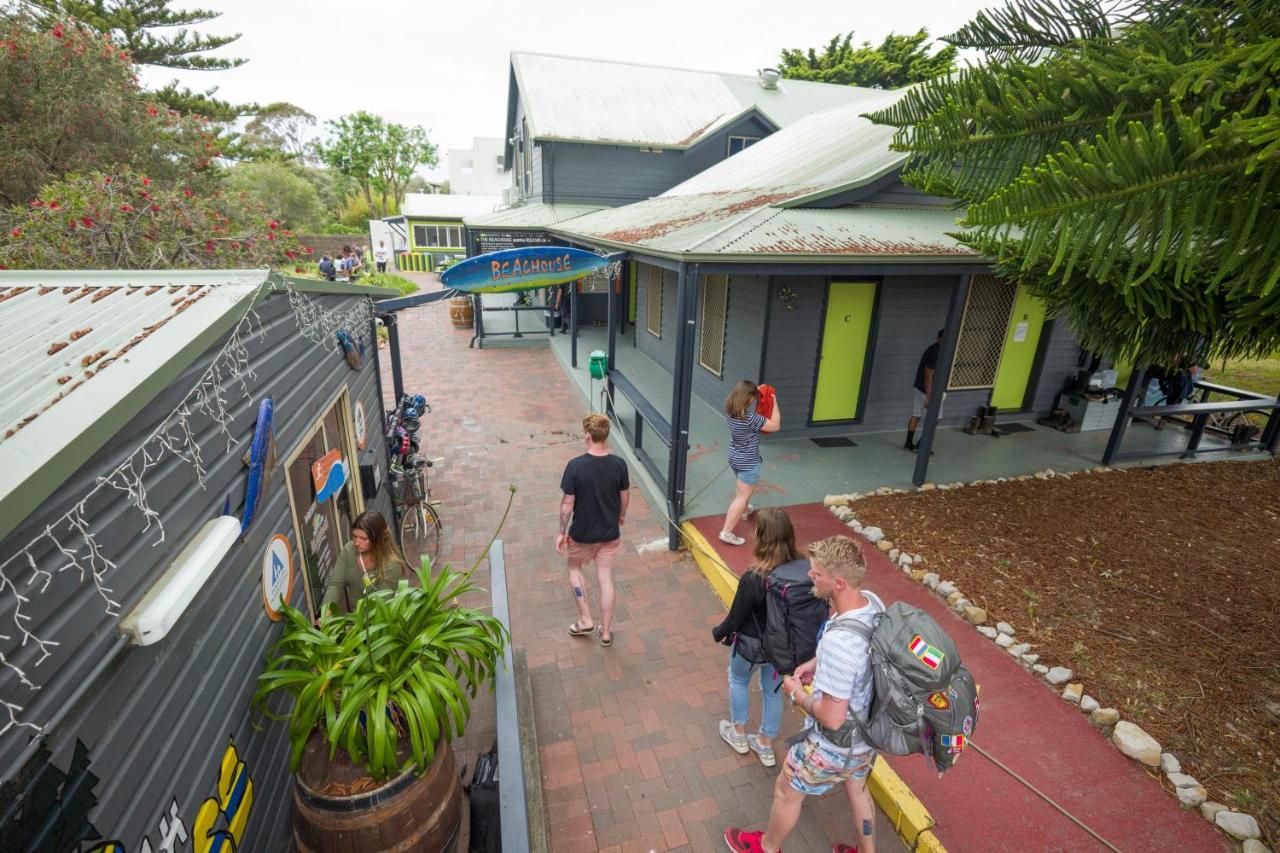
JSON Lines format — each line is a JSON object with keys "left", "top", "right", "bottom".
{"left": 833, "top": 600, "right": 978, "bottom": 773}
{"left": 760, "top": 558, "right": 828, "bottom": 675}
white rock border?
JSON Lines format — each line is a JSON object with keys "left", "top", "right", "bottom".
{"left": 822, "top": 467, "right": 1267, "bottom": 849}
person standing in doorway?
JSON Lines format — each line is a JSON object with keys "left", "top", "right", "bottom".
{"left": 724, "top": 535, "right": 884, "bottom": 853}
{"left": 556, "top": 413, "right": 630, "bottom": 647}
{"left": 712, "top": 508, "right": 804, "bottom": 768}
{"left": 320, "top": 511, "right": 410, "bottom": 617}
{"left": 906, "top": 329, "right": 945, "bottom": 452}
{"left": 374, "top": 240, "right": 389, "bottom": 273}
{"left": 719, "top": 380, "right": 781, "bottom": 546}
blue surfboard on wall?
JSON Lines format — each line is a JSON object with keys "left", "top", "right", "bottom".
{"left": 440, "top": 246, "right": 610, "bottom": 294}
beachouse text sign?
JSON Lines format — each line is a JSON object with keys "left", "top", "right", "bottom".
{"left": 440, "top": 246, "right": 610, "bottom": 294}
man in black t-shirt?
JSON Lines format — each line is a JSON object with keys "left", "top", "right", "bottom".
{"left": 557, "top": 413, "right": 630, "bottom": 646}
{"left": 906, "top": 329, "right": 945, "bottom": 451}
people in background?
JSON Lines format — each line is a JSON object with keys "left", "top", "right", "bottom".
{"left": 554, "top": 283, "right": 573, "bottom": 332}
{"left": 557, "top": 413, "right": 631, "bottom": 647}
{"left": 906, "top": 329, "right": 945, "bottom": 452}
{"left": 374, "top": 240, "right": 389, "bottom": 273}
{"left": 321, "top": 511, "right": 409, "bottom": 616}
{"left": 724, "top": 536, "right": 885, "bottom": 853}
{"left": 317, "top": 254, "right": 337, "bottom": 281}
{"left": 719, "top": 380, "right": 781, "bottom": 546}
{"left": 340, "top": 245, "right": 362, "bottom": 280}
{"left": 712, "top": 508, "right": 804, "bottom": 769}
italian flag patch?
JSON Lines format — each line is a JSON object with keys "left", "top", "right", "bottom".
{"left": 909, "top": 634, "right": 944, "bottom": 670}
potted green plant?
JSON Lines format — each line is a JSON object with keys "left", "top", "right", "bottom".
{"left": 252, "top": 560, "right": 507, "bottom": 852}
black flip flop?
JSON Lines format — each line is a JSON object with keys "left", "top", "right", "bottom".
{"left": 568, "top": 621, "right": 593, "bottom": 637}
{"left": 597, "top": 626, "right": 613, "bottom": 647}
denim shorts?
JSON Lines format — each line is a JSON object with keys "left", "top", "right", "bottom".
{"left": 734, "top": 460, "right": 763, "bottom": 486}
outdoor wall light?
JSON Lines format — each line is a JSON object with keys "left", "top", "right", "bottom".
{"left": 119, "top": 515, "right": 240, "bottom": 646}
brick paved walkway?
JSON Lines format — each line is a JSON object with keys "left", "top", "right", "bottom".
{"left": 387, "top": 279, "right": 904, "bottom": 853}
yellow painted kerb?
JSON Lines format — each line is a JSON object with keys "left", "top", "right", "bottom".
{"left": 680, "top": 520, "right": 945, "bottom": 853}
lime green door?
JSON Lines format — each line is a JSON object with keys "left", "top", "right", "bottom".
{"left": 990, "top": 285, "right": 1048, "bottom": 410}
{"left": 811, "top": 282, "right": 877, "bottom": 422}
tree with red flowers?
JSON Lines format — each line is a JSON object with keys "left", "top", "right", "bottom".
{"left": 0, "top": 13, "right": 223, "bottom": 206}
{"left": 0, "top": 171, "right": 314, "bottom": 270}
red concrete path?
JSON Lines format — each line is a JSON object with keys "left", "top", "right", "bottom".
{"left": 689, "top": 505, "right": 1227, "bottom": 853}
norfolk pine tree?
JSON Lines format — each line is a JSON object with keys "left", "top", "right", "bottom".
{"left": 867, "top": 0, "right": 1280, "bottom": 366}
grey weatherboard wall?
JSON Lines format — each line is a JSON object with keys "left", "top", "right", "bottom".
{"left": 0, "top": 291, "right": 391, "bottom": 852}
{"left": 633, "top": 267, "right": 1082, "bottom": 438}
{"left": 535, "top": 115, "right": 776, "bottom": 206}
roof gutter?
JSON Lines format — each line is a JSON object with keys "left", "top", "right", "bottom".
{"left": 776, "top": 159, "right": 910, "bottom": 209}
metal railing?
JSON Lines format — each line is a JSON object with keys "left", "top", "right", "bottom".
{"left": 605, "top": 369, "right": 671, "bottom": 492}
{"left": 1103, "top": 375, "right": 1280, "bottom": 463}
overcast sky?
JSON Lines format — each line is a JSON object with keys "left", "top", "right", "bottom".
{"left": 138, "top": 0, "right": 994, "bottom": 178}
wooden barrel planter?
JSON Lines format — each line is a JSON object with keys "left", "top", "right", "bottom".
{"left": 448, "top": 296, "right": 474, "bottom": 329}
{"left": 293, "top": 732, "right": 462, "bottom": 853}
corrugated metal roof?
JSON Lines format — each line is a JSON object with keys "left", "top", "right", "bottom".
{"left": 702, "top": 206, "right": 978, "bottom": 258}
{"left": 464, "top": 202, "right": 607, "bottom": 229}
{"left": 512, "top": 52, "right": 885, "bottom": 148}
{"left": 553, "top": 190, "right": 975, "bottom": 260}
{"left": 0, "top": 269, "right": 266, "bottom": 502}
{"left": 664, "top": 89, "right": 909, "bottom": 198}
{"left": 399, "top": 193, "right": 503, "bottom": 219}
{"left": 546, "top": 91, "right": 981, "bottom": 263}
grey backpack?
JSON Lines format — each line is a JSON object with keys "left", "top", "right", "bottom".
{"left": 828, "top": 600, "right": 978, "bottom": 774}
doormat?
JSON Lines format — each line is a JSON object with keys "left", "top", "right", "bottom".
{"left": 998, "top": 423, "right": 1036, "bottom": 434}
{"left": 811, "top": 437, "right": 857, "bottom": 447}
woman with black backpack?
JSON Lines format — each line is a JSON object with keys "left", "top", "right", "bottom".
{"left": 711, "top": 508, "right": 806, "bottom": 768}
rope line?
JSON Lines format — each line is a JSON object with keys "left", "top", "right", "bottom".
{"left": 970, "top": 741, "right": 1123, "bottom": 853}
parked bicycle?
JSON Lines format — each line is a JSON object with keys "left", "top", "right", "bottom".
{"left": 386, "top": 393, "right": 444, "bottom": 566}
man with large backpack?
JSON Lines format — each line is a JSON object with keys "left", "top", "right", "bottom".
{"left": 725, "top": 535, "right": 883, "bottom": 853}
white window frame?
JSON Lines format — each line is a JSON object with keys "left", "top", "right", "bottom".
{"left": 698, "top": 274, "right": 730, "bottom": 377}
{"left": 645, "top": 265, "right": 663, "bottom": 338}
{"left": 727, "top": 136, "right": 760, "bottom": 156}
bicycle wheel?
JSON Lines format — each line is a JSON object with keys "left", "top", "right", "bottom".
{"left": 399, "top": 500, "right": 444, "bottom": 570}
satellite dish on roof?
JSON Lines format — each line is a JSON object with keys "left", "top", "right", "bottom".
{"left": 758, "top": 68, "right": 781, "bottom": 90}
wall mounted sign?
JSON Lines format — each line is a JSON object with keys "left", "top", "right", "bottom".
{"left": 473, "top": 230, "right": 554, "bottom": 253}
{"left": 261, "top": 534, "right": 293, "bottom": 620}
{"left": 311, "top": 449, "right": 347, "bottom": 503}
{"left": 441, "top": 246, "right": 610, "bottom": 294}
{"left": 353, "top": 400, "right": 367, "bottom": 449}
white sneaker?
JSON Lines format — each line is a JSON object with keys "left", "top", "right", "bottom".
{"left": 741, "top": 504, "right": 756, "bottom": 523}
{"left": 718, "top": 531, "right": 746, "bottom": 546}
{"left": 746, "top": 734, "right": 776, "bottom": 767}
{"left": 719, "top": 720, "right": 749, "bottom": 754}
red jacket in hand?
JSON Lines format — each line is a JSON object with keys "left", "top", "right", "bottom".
{"left": 756, "top": 384, "right": 776, "bottom": 419}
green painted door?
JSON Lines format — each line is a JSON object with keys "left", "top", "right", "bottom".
{"left": 990, "top": 285, "right": 1047, "bottom": 410}
{"left": 811, "top": 282, "right": 877, "bottom": 422}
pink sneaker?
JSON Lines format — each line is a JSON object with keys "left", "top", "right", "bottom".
{"left": 832, "top": 845, "right": 859, "bottom": 853}
{"left": 724, "top": 827, "right": 778, "bottom": 853}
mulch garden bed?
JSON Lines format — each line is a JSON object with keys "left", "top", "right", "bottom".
{"left": 852, "top": 458, "right": 1280, "bottom": 842}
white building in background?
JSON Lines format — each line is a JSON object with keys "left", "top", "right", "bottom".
{"left": 447, "top": 137, "right": 506, "bottom": 197}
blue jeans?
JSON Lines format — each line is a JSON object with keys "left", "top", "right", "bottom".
{"left": 728, "top": 647, "right": 782, "bottom": 738}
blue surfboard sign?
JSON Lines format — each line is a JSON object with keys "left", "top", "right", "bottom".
{"left": 440, "top": 246, "right": 610, "bottom": 294}
{"left": 240, "top": 397, "right": 274, "bottom": 536}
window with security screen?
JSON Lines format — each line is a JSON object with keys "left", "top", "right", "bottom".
{"left": 698, "top": 274, "right": 729, "bottom": 376}
{"left": 949, "top": 276, "right": 1018, "bottom": 389}
{"left": 645, "top": 266, "right": 663, "bottom": 338}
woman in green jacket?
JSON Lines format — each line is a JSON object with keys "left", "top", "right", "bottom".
{"left": 321, "top": 511, "right": 410, "bottom": 616}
